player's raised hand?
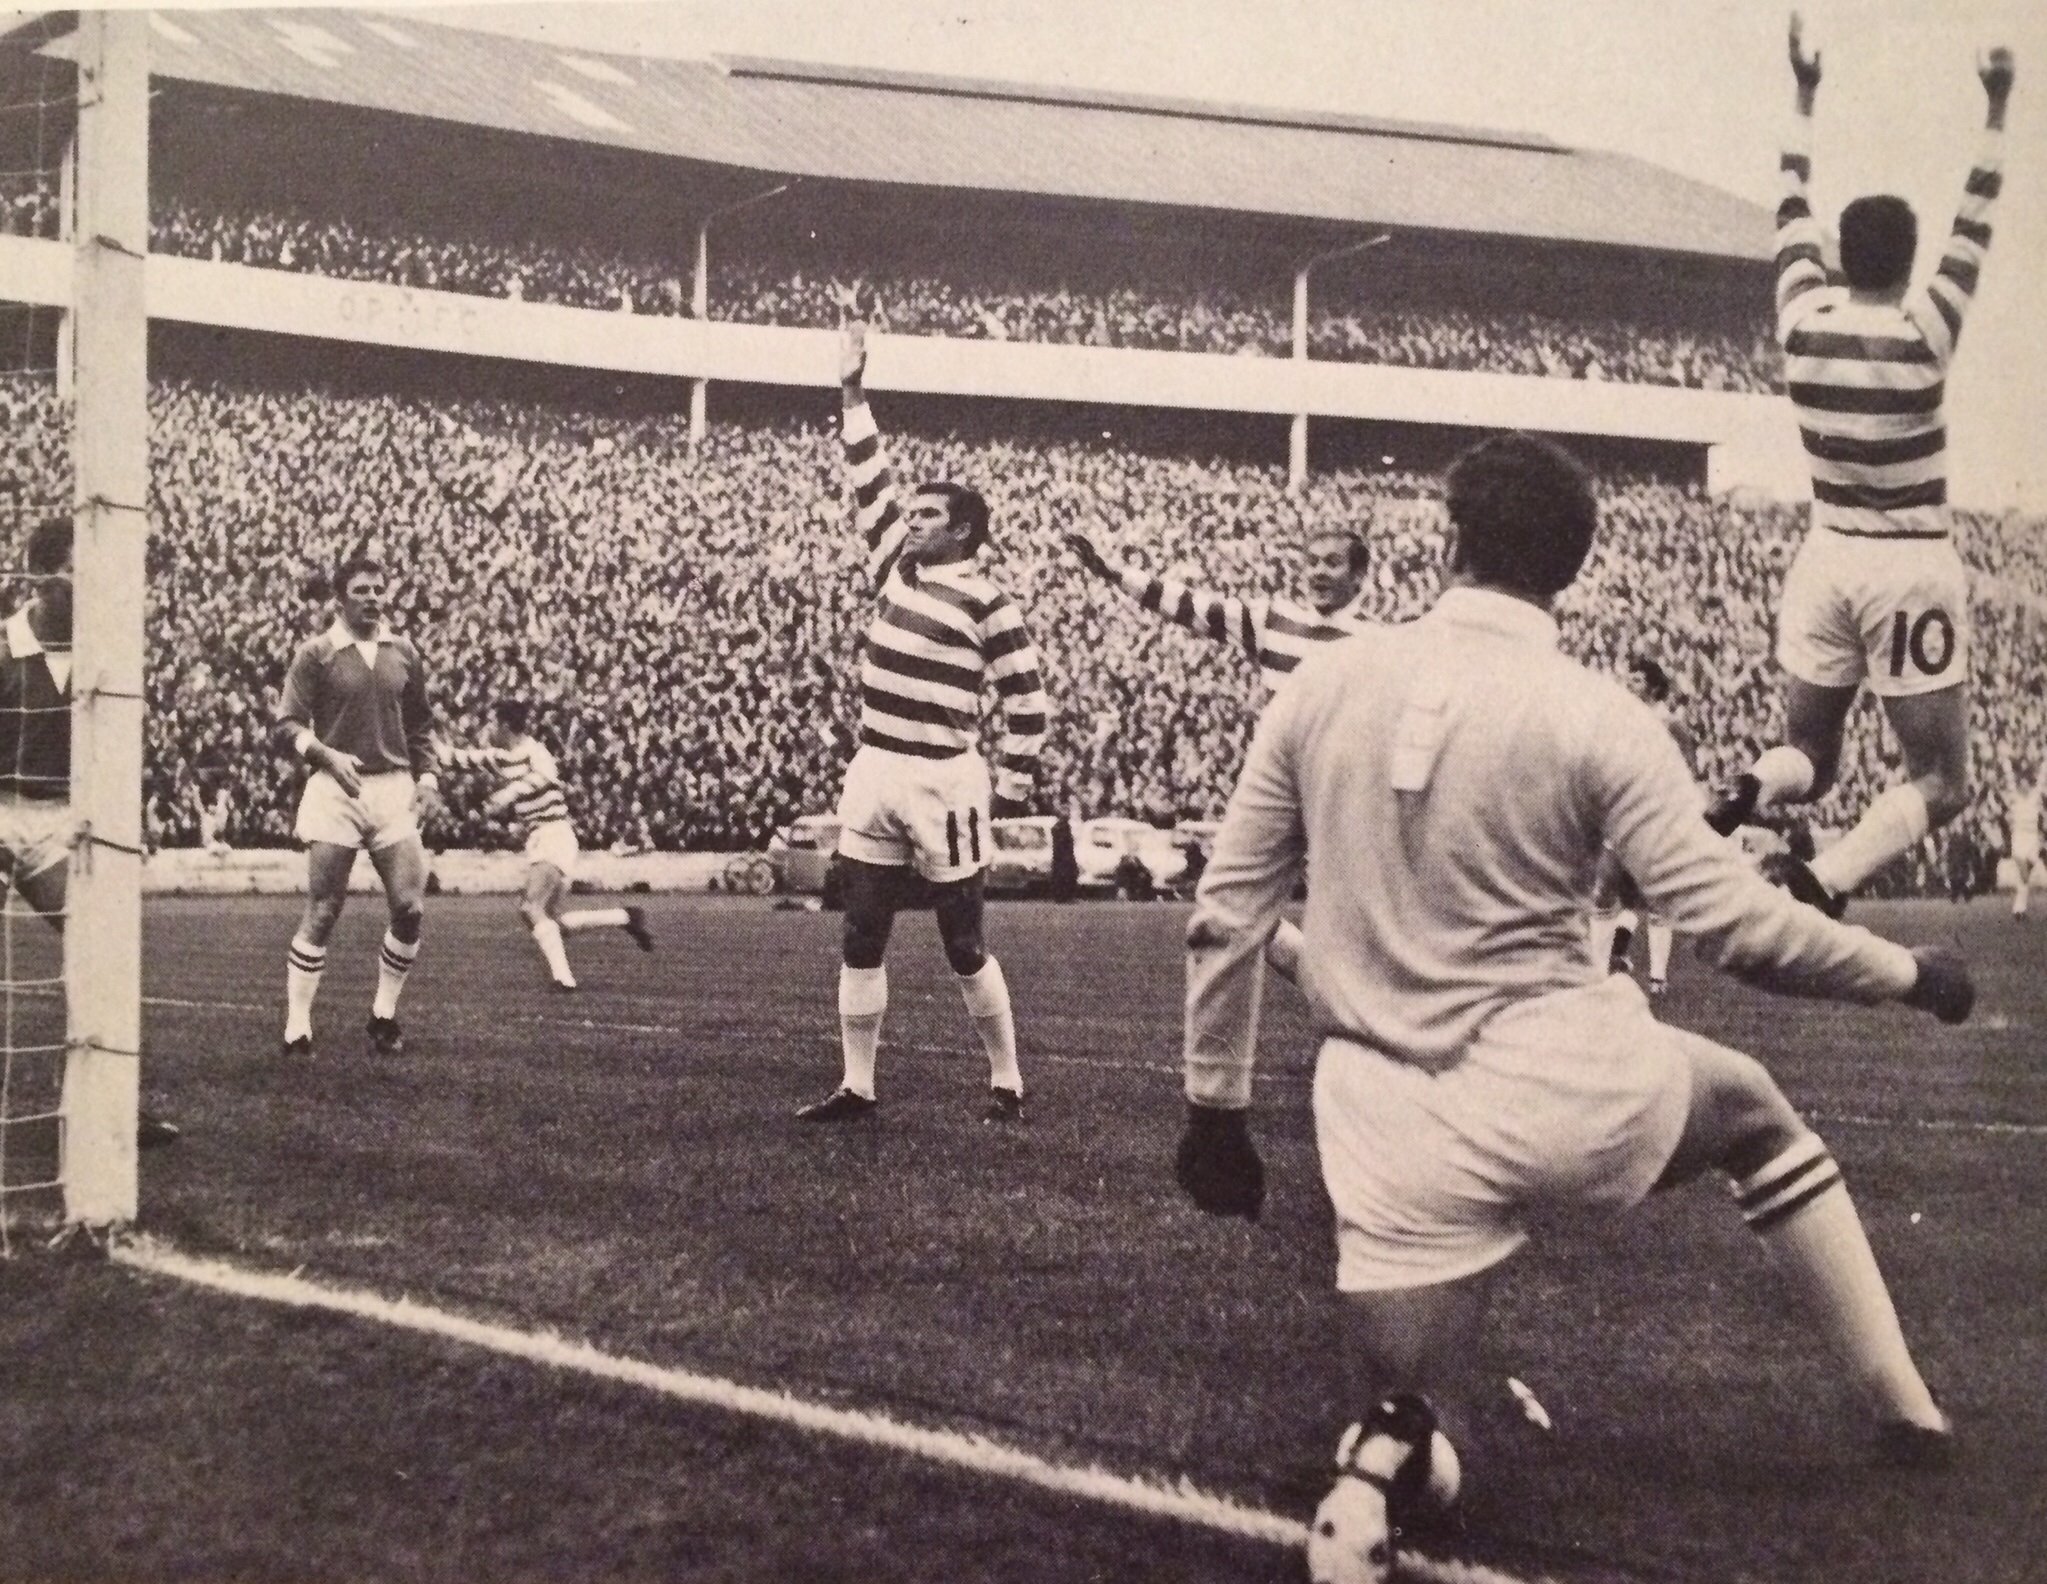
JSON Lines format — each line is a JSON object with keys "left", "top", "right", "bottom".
{"left": 1061, "top": 530, "right": 1109, "bottom": 578}
{"left": 318, "top": 745, "right": 364, "bottom": 798}
{"left": 1175, "top": 1102, "right": 1265, "bottom": 1220}
{"left": 838, "top": 322, "right": 868, "bottom": 389}
{"left": 1788, "top": 12, "right": 1821, "bottom": 94}
{"left": 1980, "top": 46, "right": 2015, "bottom": 108}
{"left": 1901, "top": 946, "right": 1975, "bottom": 1025}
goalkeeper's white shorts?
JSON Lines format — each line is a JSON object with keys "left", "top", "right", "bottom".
{"left": 835, "top": 745, "right": 990, "bottom": 885}
{"left": 1314, "top": 974, "right": 1690, "bottom": 1293}
{"left": 524, "top": 819, "right": 579, "bottom": 880}
{"left": 0, "top": 794, "right": 74, "bottom": 882}
{"left": 294, "top": 770, "right": 418, "bottom": 853}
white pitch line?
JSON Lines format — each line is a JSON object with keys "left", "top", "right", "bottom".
{"left": 109, "top": 1239, "right": 1544, "bottom": 1584}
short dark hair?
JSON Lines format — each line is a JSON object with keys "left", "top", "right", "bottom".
{"left": 332, "top": 549, "right": 384, "bottom": 598}
{"left": 1839, "top": 196, "right": 1917, "bottom": 292}
{"left": 493, "top": 699, "right": 531, "bottom": 734}
{"left": 1309, "top": 528, "right": 1370, "bottom": 576}
{"left": 1443, "top": 433, "right": 1597, "bottom": 598}
{"left": 915, "top": 482, "right": 991, "bottom": 551}
{"left": 1628, "top": 654, "right": 1672, "bottom": 703}
{"left": 24, "top": 517, "right": 71, "bottom": 577}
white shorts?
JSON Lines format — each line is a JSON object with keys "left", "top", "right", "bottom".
{"left": 525, "top": 819, "right": 579, "bottom": 880}
{"left": 1776, "top": 529, "right": 1969, "bottom": 698}
{"left": 835, "top": 745, "right": 991, "bottom": 884}
{"left": 1314, "top": 976, "right": 1692, "bottom": 1292}
{"left": 0, "top": 795, "right": 74, "bottom": 882}
{"left": 294, "top": 770, "right": 419, "bottom": 853}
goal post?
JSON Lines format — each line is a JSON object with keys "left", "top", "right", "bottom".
{"left": 59, "top": 7, "right": 148, "bottom": 1231}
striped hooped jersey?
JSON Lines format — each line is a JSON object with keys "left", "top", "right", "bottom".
{"left": 842, "top": 401, "right": 1048, "bottom": 800}
{"left": 443, "top": 735, "right": 571, "bottom": 841}
{"left": 1775, "top": 112, "right": 2004, "bottom": 534}
{"left": 1112, "top": 566, "right": 1370, "bottom": 694}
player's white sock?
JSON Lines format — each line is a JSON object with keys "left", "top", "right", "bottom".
{"left": 1752, "top": 745, "right": 1817, "bottom": 809}
{"left": 1587, "top": 908, "right": 1621, "bottom": 970}
{"left": 1733, "top": 1134, "right": 1943, "bottom": 1429}
{"left": 560, "top": 907, "right": 630, "bottom": 932}
{"left": 2015, "top": 876, "right": 2030, "bottom": 918}
{"left": 838, "top": 964, "right": 887, "bottom": 1098}
{"left": 1809, "top": 784, "right": 1931, "bottom": 898}
{"left": 958, "top": 956, "right": 1022, "bottom": 1094}
{"left": 531, "top": 917, "right": 575, "bottom": 988}
{"left": 1646, "top": 919, "right": 1674, "bottom": 983}
{"left": 372, "top": 929, "right": 420, "bottom": 1020}
{"left": 284, "top": 935, "right": 326, "bottom": 1042}
{"left": 1264, "top": 919, "right": 1303, "bottom": 984}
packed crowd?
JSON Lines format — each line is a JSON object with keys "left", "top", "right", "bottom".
{"left": 146, "top": 197, "right": 1782, "bottom": 393}
{"left": 3, "top": 372, "right": 2041, "bottom": 894}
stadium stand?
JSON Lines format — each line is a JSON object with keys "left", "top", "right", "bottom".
{"left": 4, "top": 363, "right": 2040, "bottom": 893}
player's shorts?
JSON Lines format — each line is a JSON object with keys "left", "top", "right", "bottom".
{"left": 294, "top": 770, "right": 419, "bottom": 853}
{"left": 524, "top": 819, "right": 579, "bottom": 880}
{"left": 1776, "top": 528, "right": 1969, "bottom": 699}
{"left": 1313, "top": 974, "right": 1692, "bottom": 1292}
{"left": 835, "top": 745, "right": 991, "bottom": 885}
{"left": 0, "top": 794, "right": 75, "bottom": 883}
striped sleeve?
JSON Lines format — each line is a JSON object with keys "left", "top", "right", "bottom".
{"left": 981, "top": 593, "right": 1048, "bottom": 800}
{"left": 1113, "top": 564, "right": 1264, "bottom": 663}
{"left": 440, "top": 743, "right": 496, "bottom": 771}
{"left": 842, "top": 400, "right": 908, "bottom": 590}
{"left": 1910, "top": 127, "right": 2004, "bottom": 367}
{"left": 1774, "top": 111, "right": 1830, "bottom": 340}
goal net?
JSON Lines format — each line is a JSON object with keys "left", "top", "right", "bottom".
{"left": 0, "top": 11, "right": 148, "bottom": 1254}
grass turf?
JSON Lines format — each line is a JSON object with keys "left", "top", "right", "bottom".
{"left": 4, "top": 893, "right": 2045, "bottom": 1582}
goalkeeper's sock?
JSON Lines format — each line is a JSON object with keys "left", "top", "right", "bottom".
{"left": 1264, "top": 919, "right": 1303, "bottom": 985}
{"left": 372, "top": 929, "right": 420, "bottom": 1020}
{"left": 957, "top": 957, "right": 1021, "bottom": 1093}
{"left": 1733, "top": 1134, "right": 1943, "bottom": 1429}
{"left": 838, "top": 964, "right": 887, "bottom": 1098}
{"left": 284, "top": 935, "right": 326, "bottom": 1042}
{"left": 531, "top": 917, "right": 576, "bottom": 988}
{"left": 1752, "top": 745, "right": 1817, "bottom": 810}
{"left": 1646, "top": 919, "right": 1674, "bottom": 983}
{"left": 561, "top": 907, "right": 630, "bottom": 933}
{"left": 1810, "top": 784, "right": 1931, "bottom": 899}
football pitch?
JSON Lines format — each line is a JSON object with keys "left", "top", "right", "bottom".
{"left": 4, "top": 894, "right": 2044, "bottom": 1583}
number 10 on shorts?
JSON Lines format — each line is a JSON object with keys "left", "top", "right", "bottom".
{"left": 1888, "top": 607, "right": 1956, "bottom": 679}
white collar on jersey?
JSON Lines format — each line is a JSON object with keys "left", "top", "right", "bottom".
{"left": 321, "top": 618, "right": 396, "bottom": 654}
{"left": 1430, "top": 586, "right": 1560, "bottom": 647}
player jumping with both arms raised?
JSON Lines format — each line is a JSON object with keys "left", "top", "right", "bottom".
{"left": 1064, "top": 517, "right": 1374, "bottom": 982}
{"left": 798, "top": 324, "right": 1049, "bottom": 1125}
{"left": 439, "top": 699, "right": 653, "bottom": 991}
{"left": 1710, "top": 16, "right": 2014, "bottom": 917}
{"left": 275, "top": 549, "right": 439, "bottom": 1058}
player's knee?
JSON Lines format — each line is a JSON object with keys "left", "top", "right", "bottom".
{"left": 517, "top": 898, "right": 548, "bottom": 931}
{"left": 302, "top": 896, "right": 345, "bottom": 940}
{"left": 842, "top": 915, "right": 889, "bottom": 970}
{"left": 388, "top": 898, "right": 425, "bottom": 940}
{"left": 1922, "top": 762, "right": 1970, "bottom": 828}
{"left": 941, "top": 932, "right": 986, "bottom": 977}
{"left": 1708, "top": 1056, "right": 1806, "bottom": 1180}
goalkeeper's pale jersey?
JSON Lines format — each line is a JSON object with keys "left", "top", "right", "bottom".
{"left": 443, "top": 736, "right": 571, "bottom": 841}
{"left": 1775, "top": 112, "right": 2003, "bottom": 535}
{"left": 843, "top": 401, "right": 1048, "bottom": 801}
{"left": 1183, "top": 588, "right": 1919, "bottom": 1103}
{"left": 1111, "top": 565, "right": 1368, "bottom": 694}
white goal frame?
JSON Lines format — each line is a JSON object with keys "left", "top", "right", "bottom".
{"left": 58, "top": 8, "right": 148, "bottom": 1230}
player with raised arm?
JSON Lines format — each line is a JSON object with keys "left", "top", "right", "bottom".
{"left": 1064, "top": 521, "right": 1372, "bottom": 982}
{"left": 274, "top": 549, "right": 440, "bottom": 1059}
{"left": 1172, "top": 434, "right": 1971, "bottom": 1581}
{"left": 1, "top": 519, "right": 176, "bottom": 1147}
{"left": 1708, "top": 16, "right": 2015, "bottom": 919}
{"left": 439, "top": 699, "right": 652, "bottom": 991}
{"left": 2010, "top": 763, "right": 2044, "bottom": 921}
{"left": 798, "top": 324, "right": 1049, "bottom": 1125}
{"left": 1590, "top": 654, "right": 1697, "bottom": 994}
